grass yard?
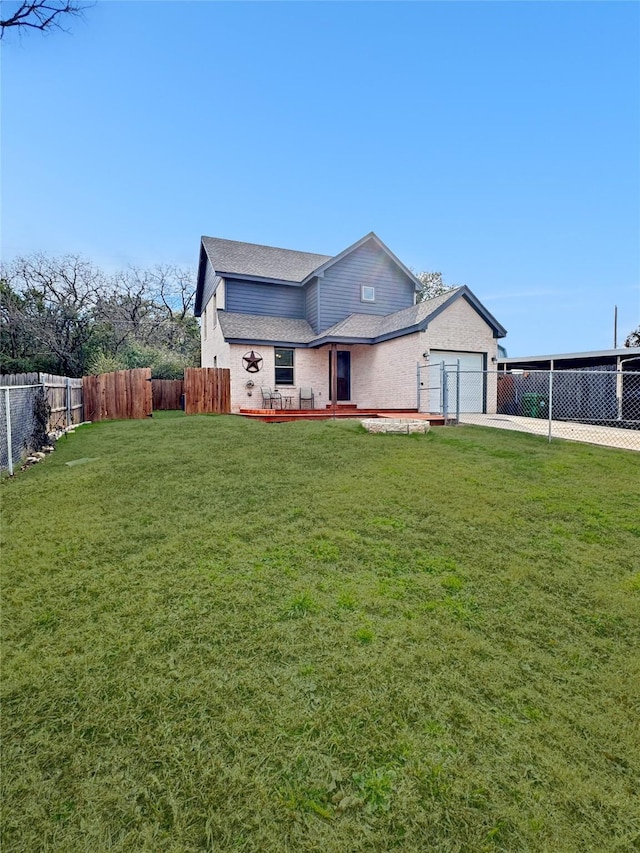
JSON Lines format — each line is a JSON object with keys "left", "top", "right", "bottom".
{"left": 2, "top": 413, "right": 639, "bottom": 852}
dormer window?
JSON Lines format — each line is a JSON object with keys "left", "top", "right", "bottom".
{"left": 361, "top": 285, "right": 375, "bottom": 303}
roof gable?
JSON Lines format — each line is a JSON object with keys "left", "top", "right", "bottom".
{"left": 423, "top": 286, "right": 507, "bottom": 339}
{"left": 300, "top": 232, "right": 423, "bottom": 291}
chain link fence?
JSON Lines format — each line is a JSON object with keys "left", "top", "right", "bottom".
{"left": 1, "top": 373, "right": 84, "bottom": 474}
{"left": 418, "top": 363, "right": 640, "bottom": 452}
{"left": 0, "top": 385, "right": 48, "bottom": 474}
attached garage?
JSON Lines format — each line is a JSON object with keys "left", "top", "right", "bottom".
{"left": 429, "top": 350, "right": 485, "bottom": 413}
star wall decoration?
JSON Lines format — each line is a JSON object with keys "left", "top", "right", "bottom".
{"left": 242, "top": 350, "right": 263, "bottom": 373}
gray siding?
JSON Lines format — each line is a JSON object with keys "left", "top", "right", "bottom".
{"left": 305, "top": 278, "right": 319, "bottom": 332}
{"left": 202, "top": 259, "right": 221, "bottom": 311}
{"left": 318, "top": 240, "right": 416, "bottom": 331}
{"left": 225, "top": 279, "right": 305, "bottom": 318}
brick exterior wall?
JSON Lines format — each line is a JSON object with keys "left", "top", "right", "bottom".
{"left": 351, "top": 334, "right": 422, "bottom": 410}
{"left": 425, "top": 297, "right": 498, "bottom": 414}
{"left": 199, "top": 292, "right": 500, "bottom": 414}
{"left": 227, "top": 344, "right": 331, "bottom": 412}
{"left": 200, "top": 305, "right": 230, "bottom": 369}
{"left": 349, "top": 298, "right": 499, "bottom": 413}
{"left": 200, "top": 283, "right": 229, "bottom": 369}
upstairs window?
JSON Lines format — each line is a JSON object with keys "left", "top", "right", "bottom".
{"left": 275, "top": 348, "right": 294, "bottom": 385}
{"left": 361, "top": 285, "right": 376, "bottom": 303}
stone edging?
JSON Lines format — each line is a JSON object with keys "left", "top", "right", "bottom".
{"left": 361, "top": 418, "right": 430, "bottom": 434}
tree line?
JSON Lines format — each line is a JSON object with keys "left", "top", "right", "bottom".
{"left": 0, "top": 256, "right": 450, "bottom": 379}
{"left": 1, "top": 253, "right": 200, "bottom": 378}
{"left": 2, "top": 252, "right": 635, "bottom": 380}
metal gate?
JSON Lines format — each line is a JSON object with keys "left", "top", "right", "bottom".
{"left": 417, "top": 361, "right": 465, "bottom": 421}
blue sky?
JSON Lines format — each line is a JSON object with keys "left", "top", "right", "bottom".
{"left": 2, "top": 0, "right": 639, "bottom": 355}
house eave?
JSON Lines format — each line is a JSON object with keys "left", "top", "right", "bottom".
{"left": 374, "top": 324, "right": 424, "bottom": 344}
{"left": 310, "top": 324, "right": 425, "bottom": 347}
{"left": 225, "top": 336, "right": 312, "bottom": 348}
{"left": 194, "top": 242, "right": 207, "bottom": 316}
{"left": 217, "top": 271, "right": 304, "bottom": 287}
{"left": 309, "top": 335, "right": 373, "bottom": 347}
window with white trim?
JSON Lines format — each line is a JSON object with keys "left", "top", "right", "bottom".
{"left": 361, "top": 285, "right": 375, "bottom": 302}
{"left": 275, "top": 348, "right": 294, "bottom": 385}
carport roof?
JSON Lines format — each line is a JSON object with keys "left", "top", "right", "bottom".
{"left": 498, "top": 348, "right": 640, "bottom": 370}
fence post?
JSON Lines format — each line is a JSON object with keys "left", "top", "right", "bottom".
{"left": 442, "top": 362, "right": 448, "bottom": 420}
{"left": 66, "top": 376, "right": 72, "bottom": 427}
{"left": 548, "top": 368, "right": 554, "bottom": 443}
{"left": 4, "top": 387, "right": 13, "bottom": 476}
{"left": 616, "top": 359, "right": 623, "bottom": 421}
{"left": 456, "top": 359, "right": 461, "bottom": 423}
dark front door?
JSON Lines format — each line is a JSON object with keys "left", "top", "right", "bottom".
{"left": 329, "top": 350, "right": 351, "bottom": 401}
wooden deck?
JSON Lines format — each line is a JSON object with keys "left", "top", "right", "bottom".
{"left": 238, "top": 404, "right": 447, "bottom": 425}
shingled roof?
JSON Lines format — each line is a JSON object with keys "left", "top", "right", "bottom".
{"left": 202, "top": 236, "right": 331, "bottom": 283}
{"left": 218, "top": 312, "right": 316, "bottom": 344}
{"left": 314, "top": 290, "right": 461, "bottom": 341}
{"left": 214, "top": 288, "right": 508, "bottom": 347}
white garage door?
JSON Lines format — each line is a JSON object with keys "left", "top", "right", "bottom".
{"left": 429, "top": 351, "right": 485, "bottom": 414}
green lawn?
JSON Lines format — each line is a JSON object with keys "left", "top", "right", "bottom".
{"left": 2, "top": 413, "right": 639, "bottom": 852}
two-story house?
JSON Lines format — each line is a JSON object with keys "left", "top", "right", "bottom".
{"left": 194, "top": 232, "right": 506, "bottom": 414}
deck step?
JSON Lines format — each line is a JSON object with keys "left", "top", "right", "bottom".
{"left": 325, "top": 404, "right": 359, "bottom": 410}
{"left": 238, "top": 408, "right": 447, "bottom": 426}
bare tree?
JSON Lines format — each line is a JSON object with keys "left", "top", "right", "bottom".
{"left": 1, "top": 1, "right": 89, "bottom": 38}
{"left": 1, "top": 253, "right": 106, "bottom": 374}
{"left": 1, "top": 252, "right": 199, "bottom": 377}
{"left": 121, "top": 265, "right": 199, "bottom": 355}
{"left": 95, "top": 273, "right": 160, "bottom": 354}
{"left": 129, "top": 265, "right": 196, "bottom": 323}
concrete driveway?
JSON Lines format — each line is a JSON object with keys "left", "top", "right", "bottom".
{"left": 459, "top": 413, "right": 640, "bottom": 452}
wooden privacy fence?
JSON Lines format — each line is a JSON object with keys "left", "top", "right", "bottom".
{"left": 152, "top": 379, "right": 184, "bottom": 410}
{"left": 83, "top": 368, "right": 152, "bottom": 421}
{"left": 184, "top": 368, "right": 230, "bottom": 414}
{"left": 0, "top": 372, "right": 41, "bottom": 387}
{"left": 0, "top": 372, "right": 84, "bottom": 430}
{"left": 42, "top": 373, "right": 84, "bottom": 430}
{"left": 3, "top": 367, "right": 230, "bottom": 429}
